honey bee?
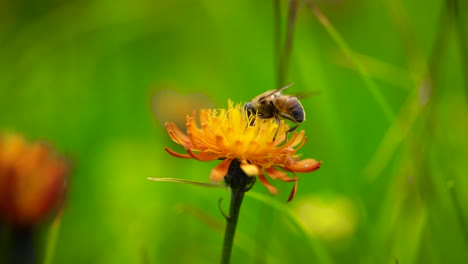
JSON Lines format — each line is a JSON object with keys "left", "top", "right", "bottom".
{"left": 244, "top": 83, "right": 306, "bottom": 136}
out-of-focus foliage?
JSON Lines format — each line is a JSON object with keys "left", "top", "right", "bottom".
{"left": 1, "top": 0, "right": 467, "bottom": 263}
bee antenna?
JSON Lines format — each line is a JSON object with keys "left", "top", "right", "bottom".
{"left": 278, "top": 82, "right": 294, "bottom": 91}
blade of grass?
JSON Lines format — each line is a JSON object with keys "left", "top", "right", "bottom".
{"left": 368, "top": 157, "right": 428, "bottom": 264}
{"left": 333, "top": 50, "right": 415, "bottom": 90}
{"left": 278, "top": 0, "right": 300, "bottom": 86}
{"left": 383, "top": 0, "right": 428, "bottom": 87}
{"left": 246, "top": 191, "right": 334, "bottom": 264}
{"left": 371, "top": 1, "right": 468, "bottom": 258}
{"left": 364, "top": 0, "right": 453, "bottom": 180}
{"left": 147, "top": 177, "right": 227, "bottom": 189}
{"left": 175, "top": 203, "right": 266, "bottom": 260}
{"left": 306, "top": 1, "right": 395, "bottom": 122}
{"left": 43, "top": 209, "right": 64, "bottom": 264}
{"left": 363, "top": 81, "right": 427, "bottom": 179}
{"left": 451, "top": 0, "right": 468, "bottom": 100}
{"left": 273, "top": 0, "right": 282, "bottom": 84}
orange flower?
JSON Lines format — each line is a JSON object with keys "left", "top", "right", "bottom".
{"left": 165, "top": 101, "right": 321, "bottom": 200}
{"left": 0, "top": 134, "right": 69, "bottom": 226}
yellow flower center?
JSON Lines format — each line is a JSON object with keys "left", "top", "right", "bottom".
{"left": 187, "top": 101, "right": 289, "bottom": 159}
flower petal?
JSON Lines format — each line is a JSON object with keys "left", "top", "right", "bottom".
{"left": 164, "top": 147, "right": 192, "bottom": 159}
{"left": 265, "top": 166, "right": 295, "bottom": 182}
{"left": 165, "top": 122, "right": 191, "bottom": 147}
{"left": 258, "top": 171, "right": 278, "bottom": 195}
{"left": 284, "top": 159, "right": 322, "bottom": 173}
{"left": 293, "top": 135, "right": 308, "bottom": 152}
{"left": 291, "top": 130, "right": 306, "bottom": 147}
{"left": 286, "top": 179, "right": 298, "bottom": 202}
{"left": 187, "top": 149, "right": 219, "bottom": 161}
{"left": 210, "top": 159, "right": 232, "bottom": 182}
{"left": 240, "top": 160, "right": 259, "bottom": 176}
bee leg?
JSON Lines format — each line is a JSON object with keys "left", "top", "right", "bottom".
{"left": 246, "top": 109, "right": 256, "bottom": 126}
{"left": 272, "top": 117, "right": 281, "bottom": 141}
{"left": 287, "top": 124, "right": 299, "bottom": 133}
{"left": 244, "top": 110, "right": 257, "bottom": 134}
{"left": 285, "top": 124, "right": 299, "bottom": 141}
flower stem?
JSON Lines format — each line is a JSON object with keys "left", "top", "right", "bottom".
{"left": 221, "top": 159, "right": 255, "bottom": 264}
{"left": 221, "top": 185, "right": 245, "bottom": 264}
{"left": 7, "top": 226, "right": 35, "bottom": 264}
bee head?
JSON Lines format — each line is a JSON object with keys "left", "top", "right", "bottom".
{"left": 244, "top": 101, "right": 256, "bottom": 120}
{"left": 244, "top": 101, "right": 252, "bottom": 111}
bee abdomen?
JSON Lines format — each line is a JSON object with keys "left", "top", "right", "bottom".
{"left": 290, "top": 107, "right": 305, "bottom": 123}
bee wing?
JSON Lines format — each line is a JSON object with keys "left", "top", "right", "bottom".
{"left": 290, "top": 90, "right": 322, "bottom": 99}
{"left": 275, "top": 83, "right": 321, "bottom": 99}
{"left": 276, "top": 83, "right": 295, "bottom": 93}
{"left": 255, "top": 83, "right": 295, "bottom": 103}
{"left": 152, "top": 87, "right": 215, "bottom": 129}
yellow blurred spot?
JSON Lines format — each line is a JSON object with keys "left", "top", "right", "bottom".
{"left": 295, "top": 194, "right": 358, "bottom": 241}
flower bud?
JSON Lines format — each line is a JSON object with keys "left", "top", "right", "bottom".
{"left": 0, "top": 134, "right": 69, "bottom": 226}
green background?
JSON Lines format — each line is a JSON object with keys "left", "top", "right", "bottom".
{"left": 1, "top": 0, "right": 468, "bottom": 263}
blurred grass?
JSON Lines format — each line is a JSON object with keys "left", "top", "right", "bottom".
{"left": 43, "top": 209, "right": 63, "bottom": 264}
{"left": 1, "top": 0, "right": 468, "bottom": 263}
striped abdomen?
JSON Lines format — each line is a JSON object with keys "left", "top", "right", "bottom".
{"left": 273, "top": 95, "right": 305, "bottom": 123}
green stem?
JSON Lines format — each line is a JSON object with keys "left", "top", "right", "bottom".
{"left": 278, "top": 0, "right": 299, "bottom": 87}
{"left": 43, "top": 209, "right": 64, "bottom": 264}
{"left": 451, "top": 0, "right": 468, "bottom": 101}
{"left": 221, "top": 185, "right": 246, "bottom": 264}
{"left": 306, "top": 0, "right": 395, "bottom": 122}
{"left": 273, "top": 0, "right": 282, "bottom": 85}
{"left": 221, "top": 159, "right": 255, "bottom": 264}
{"left": 8, "top": 226, "right": 35, "bottom": 264}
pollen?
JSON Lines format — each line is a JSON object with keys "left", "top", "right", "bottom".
{"left": 165, "top": 100, "right": 321, "bottom": 200}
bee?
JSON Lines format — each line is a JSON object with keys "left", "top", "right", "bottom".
{"left": 244, "top": 83, "right": 306, "bottom": 137}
